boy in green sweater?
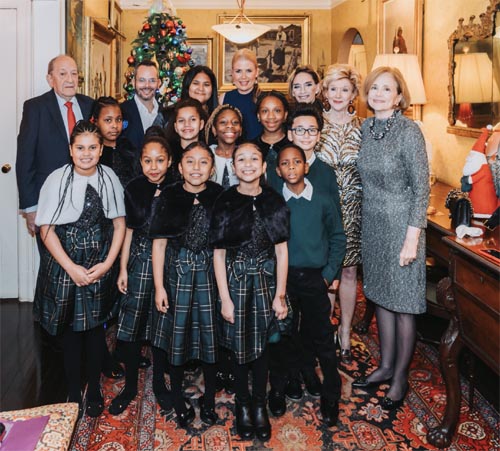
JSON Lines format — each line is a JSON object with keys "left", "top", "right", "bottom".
{"left": 268, "top": 143, "right": 346, "bottom": 427}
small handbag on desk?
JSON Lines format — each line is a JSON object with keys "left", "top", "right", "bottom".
{"left": 445, "top": 189, "right": 474, "bottom": 228}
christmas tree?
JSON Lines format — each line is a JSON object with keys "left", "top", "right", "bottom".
{"left": 124, "top": 0, "right": 194, "bottom": 106}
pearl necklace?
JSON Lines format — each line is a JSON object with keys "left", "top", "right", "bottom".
{"left": 369, "top": 110, "right": 398, "bottom": 140}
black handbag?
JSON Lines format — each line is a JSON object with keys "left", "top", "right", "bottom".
{"left": 445, "top": 189, "right": 474, "bottom": 228}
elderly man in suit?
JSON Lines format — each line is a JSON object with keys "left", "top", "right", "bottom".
{"left": 16, "top": 54, "right": 94, "bottom": 236}
{"left": 120, "top": 60, "right": 162, "bottom": 150}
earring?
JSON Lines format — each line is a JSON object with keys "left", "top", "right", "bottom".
{"left": 347, "top": 100, "right": 356, "bottom": 116}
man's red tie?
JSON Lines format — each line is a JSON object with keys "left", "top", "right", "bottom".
{"left": 65, "top": 101, "right": 76, "bottom": 136}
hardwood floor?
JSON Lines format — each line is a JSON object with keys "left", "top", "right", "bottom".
{"left": 1, "top": 300, "right": 497, "bottom": 413}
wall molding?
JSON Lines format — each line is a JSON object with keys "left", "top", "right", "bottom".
{"left": 118, "top": 0, "right": 346, "bottom": 10}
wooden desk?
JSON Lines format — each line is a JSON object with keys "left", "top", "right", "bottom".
{"left": 426, "top": 234, "right": 500, "bottom": 448}
{"left": 426, "top": 181, "right": 453, "bottom": 266}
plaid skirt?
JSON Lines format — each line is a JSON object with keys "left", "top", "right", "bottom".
{"left": 116, "top": 234, "right": 154, "bottom": 342}
{"left": 152, "top": 247, "right": 218, "bottom": 365}
{"left": 219, "top": 250, "right": 276, "bottom": 365}
{"left": 34, "top": 221, "right": 114, "bottom": 336}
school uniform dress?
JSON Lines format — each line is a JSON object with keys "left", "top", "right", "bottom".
{"left": 34, "top": 165, "right": 125, "bottom": 336}
{"left": 210, "top": 185, "right": 290, "bottom": 364}
{"left": 115, "top": 175, "right": 168, "bottom": 342}
{"left": 150, "top": 181, "right": 223, "bottom": 365}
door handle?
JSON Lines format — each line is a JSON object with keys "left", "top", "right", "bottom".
{"left": 2, "top": 164, "right": 11, "bottom": 174}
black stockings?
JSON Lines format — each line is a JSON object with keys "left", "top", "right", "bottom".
{"left": 233, "top": 347, "right": 269, "bottom": 402}
{"left": 367, "top": 306, "right": 417, "bottom": 400}
{"left": 152, "top": 346, "right": 169, "bottom": 396}
{"left": 118, "top": 340, "right": 141, "bottom": 396}
{"left": 61, "top": 325, "right": 105, "bottom": 403}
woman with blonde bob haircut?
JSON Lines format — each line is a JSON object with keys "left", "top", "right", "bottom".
{"left": 362, "top": 66, "right": 411, "bottom": 113}
{"left": 353, "top": 65, "right": 429, "bottom": 412}
{"left": 315, "top": 63, "right": 364, "bottom": 364}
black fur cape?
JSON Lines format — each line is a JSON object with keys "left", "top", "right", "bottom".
{"left": 100, "top": 136, "right": 140, "bottom": 188}
{"left": 124, "top": 175, "right": 168, "bottom": 229}
{"left": 149, "top": 181, "right": 223, "bottom": 238}
{"left": 210, "top": 185, "right": 290, "bottom": 249}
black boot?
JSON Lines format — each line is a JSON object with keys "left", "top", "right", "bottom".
{"left": 253, "top": 396, "right": 271, "bottom": 441}
{"left": 235, "top": 397, "right": 254, "bottom": 440}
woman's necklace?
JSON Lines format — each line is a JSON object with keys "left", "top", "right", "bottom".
{"left": 369, "top": 110, "right": 398, "bottom": 140}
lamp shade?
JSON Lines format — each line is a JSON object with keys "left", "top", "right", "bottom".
{"left": 211, "top": 23, "right": 270, "bottom": 44}
{"left": 372, "top": 54, "right": 427, "bottom": 105}
{"left": 454, "top": 52, "right": 500, "bottom": 103}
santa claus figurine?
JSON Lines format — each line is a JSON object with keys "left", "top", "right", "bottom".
{"left": 462, "top": 126, "right": 500, "bottom": 217}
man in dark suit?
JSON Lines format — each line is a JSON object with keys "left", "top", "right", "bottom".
{"left": 120, "top": 60, "right": 161, "bottom": 150}
{"left": 16, "top": 54, "right": 94, "bottom": 236}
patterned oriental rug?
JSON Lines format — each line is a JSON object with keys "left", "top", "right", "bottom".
{"left": 70, "top": 292, "right": 499, "bottom": 451}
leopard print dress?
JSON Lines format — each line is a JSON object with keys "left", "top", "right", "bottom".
{"left": 316, "top": 115, "right": 363, "bottom": 267}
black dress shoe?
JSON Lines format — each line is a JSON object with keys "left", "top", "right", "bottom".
{"left": 199, "top": 396, "right": 217, "bottom": 425}
{"left": 320, "top": 397, "right": 339, "bottom": 427}
{"left": 302, "top": 371, "right": 322, "bottom": 398}
{"left": 225, "top": 372, "right": 235, "bottom": 394}
{"left": 139, "top": 355, "right": 151, "bottom": 369}
{"left": 340, "top": 349, "right": 353, "bottom": 365}
{"left": 235, "top": 398, "right": 254, "bottom": 440}
{"left": 253, "top": 396, "right": 271, "bottom": 441}
{"left": 352, "top": 376, "right": 391, "bottom": 389}
{"left": 175, "top": 399, "right": 195, "bottom": 428}
{"left": 108, "top": 390, "right": 136, "bottom": 415}
{"left": 86, "top": 397, "right": 104, "bottom": 418}
{"left": 155, "top": 390, "right": 173, "bottom": 414}
{"left": 285, "top": 378, "right": 303, "bottom": 400}
{"left": 102, "top": 360, "right": 125, "bottom": 379}
{"left": 381, "top": 386, "right": 408, "bottom": 411}
{"left": 268, "top": 389, "right": 286, "bottom": 417}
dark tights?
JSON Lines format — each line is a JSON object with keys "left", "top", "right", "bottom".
{"left": 117, "top": 340, "right": 141, "bottom": 396}
{"left": 152, "top": 346, "right": 169, "bottom": 396}
{"left": 61, "top": 325, "right": 105, "bottom": 403}
{"left": 233, "top": 347, "right": 269, "bottom": 402}
{"left": 367, "top": 305, "right": 417, "bottom": 400}
{"left": 170, "top": 362, "right": 217, "bottom": 413}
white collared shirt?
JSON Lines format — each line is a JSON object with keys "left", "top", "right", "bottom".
{"left": 134, "top": 94, "right": 159, "bottom": 132}
{"left": 307, "top": 152, "right": 317, "bottom": 167}
{"left": 282, "top": 177, "right": 313, "bottom": 201}
{"left": 55, "top": 93, "right": 84, "bottom": 139}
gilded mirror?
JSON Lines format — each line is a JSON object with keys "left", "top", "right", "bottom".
{"left": 448, "top": 0, "right": 500, "bottom": 137}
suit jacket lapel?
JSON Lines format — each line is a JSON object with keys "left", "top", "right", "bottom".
{"left": 46, "top": 89, "right": 69, "bottom": 143}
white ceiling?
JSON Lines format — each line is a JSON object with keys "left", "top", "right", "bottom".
{"left": 118, "top": 0, "right": 347, "bottom": 10}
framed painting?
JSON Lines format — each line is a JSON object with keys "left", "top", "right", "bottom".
{"left": 216, "top": 15, "right": 311, "bottom": 93}
{"left": 110, "top": 1, "right": 124, "bottom": 99}
{"left": 378, "top": 0, "right": 423, "bottom": 59}
{"left": 188, "top": 38, "right": 214, "bottom": 69}
{"left": 83, "top": 18, "right": 114, "bottom": 98}
{"left": 66, "top": 0, "right": 85, "bottom": 93}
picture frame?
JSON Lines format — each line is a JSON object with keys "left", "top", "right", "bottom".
{"left": 216, "top": 14, "right": 311, "bottom": 93}
{"left": 66, "top": 0, "right": 85, "bottom": 93}
{"left": 83, "top": 18, "right": 114, "bottom": 98}
{"left": 110, "top": 1, "right": 124, "bottom": 99}
{"left": 378, "top": 0, "right": 423, "bottom": 60}
{"left": 187, "top": 38, "right": 214, "bottom": 69}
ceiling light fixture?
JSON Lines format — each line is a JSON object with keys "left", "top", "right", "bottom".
{"left": 212, "top": 0, "right": 271, "bottom": 44}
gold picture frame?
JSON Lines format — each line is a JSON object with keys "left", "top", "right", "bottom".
{"left": 187, "top": 38, "right": 214, "bottom": 69}
{"left": 216, "top": 14, "right": 311, "bottom": 93}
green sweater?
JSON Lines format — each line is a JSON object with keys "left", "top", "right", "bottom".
{"left": 286, "top": 187, "right": 346, "bottom": 284}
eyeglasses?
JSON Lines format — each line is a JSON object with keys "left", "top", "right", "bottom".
{"left": 290, "top": 127, "right": 319, "bottom": 136}
{"left": 136, "top": 78, "right": 158, "bottom": 84}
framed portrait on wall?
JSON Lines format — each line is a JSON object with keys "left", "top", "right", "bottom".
{"left": 216, "top": 15, "right": 311, "bottom": 93}
{"left": 188, "top": 38, "right": 214, "bottom": 68}
{"left": 378, "top": 0, "right": 423, "bottom": 59}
